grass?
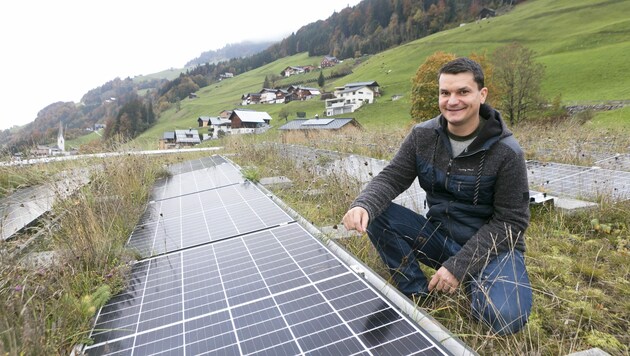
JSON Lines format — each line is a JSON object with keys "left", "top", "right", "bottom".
{"left": 1, "top": 117, "right": 629, "bottom": 355}
{"left": 0, "top": 151, "right": 209, "bottom": 355}
{"left": 0, "top": 160, "right": 83, "bottom": 199}
{"left": 223, "top": 118, "right": 630, "bottom": 356}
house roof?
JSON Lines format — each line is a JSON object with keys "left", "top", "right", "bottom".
{"left": 209, "top": 117, "right": 231, "bottom": 126}
{"left": 163, "top": 131, "right": 175, "bottom": 140}
{"left": 345, "top": 81, "right": 379, "bottom": 88}
{"left": 338, "top": 85, "right": 374, "bottom": 95}
{"left": 198, "top": 116, "right": 211, "bottom": 122}
{"left": 232, "top": 110, "right": 272, "bottom": 123}
{"left": 174, "top": 129, "right": 201, "bottom": 144}
{"left": 278, "top": 118, "right": 360, "bottom": 131}
{"left": 295, "top": 86, "right": 320, "bottom": 92}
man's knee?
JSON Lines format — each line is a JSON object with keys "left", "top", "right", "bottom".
{"left": 472, "top": 296, "right": 531, "bottom": 335}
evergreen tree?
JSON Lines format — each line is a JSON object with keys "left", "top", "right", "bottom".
{"left": 317, "top": 71, "right": 325, "bottom": 88}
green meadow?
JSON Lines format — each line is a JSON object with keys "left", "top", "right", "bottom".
{"left": 121, "top": 0, "right": 630, "bottom": 146}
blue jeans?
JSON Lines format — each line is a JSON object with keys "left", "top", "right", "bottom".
{"left": 366, "top": 203, "right": 532, "bottom": 335}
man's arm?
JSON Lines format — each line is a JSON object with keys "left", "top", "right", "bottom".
{"left": 347, "top": 127, "right": 420, "bottom": 222}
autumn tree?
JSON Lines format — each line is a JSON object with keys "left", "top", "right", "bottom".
{"left": 410, "top": 51, "right": 456, "bottom": 121}
{"left": 491, "top": 42, "right": 545, "bottom": 125}
{"left": 469, "top": 51, "right": 499, "bottom": 106}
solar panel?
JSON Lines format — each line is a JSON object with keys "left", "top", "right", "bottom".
{"left": 302, "top": 118, "right": 334, "bottom": 126}
{"left": 127, "top": 181, "right": 294, "bottom": 258}
{"left": 0, "top": 185, "right": 52, "bottom": 241}
{"left": 1, "top": 168, "right": 90, "bottom": 241}
{"left": 83, "top": 155, "right": 459, "bottom": 355}
{"left": 595, "top": 153, "right": 630, "bottom": 172}
{"left": 85, "top": 223, "right": 451, "bottom": 355}
{"left": 527, "top": 160, "right": 630, "bottom": 201}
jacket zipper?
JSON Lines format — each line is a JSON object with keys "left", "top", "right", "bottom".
{"left": 444, "top": 158, "right": 453, "bottom": 189}
{"left": 444, "top": 158, "right": 453, "bottom": 223}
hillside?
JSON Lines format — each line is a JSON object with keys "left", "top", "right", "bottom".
{"left": 185, "top": 41, "right": 276, "bottom": 67}
{"left": 129, "top": 0, "right": 629, "bottom": 149}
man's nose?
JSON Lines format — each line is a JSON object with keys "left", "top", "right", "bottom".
{"left": 447, "top": 94, "right": 459, "bottom": 105}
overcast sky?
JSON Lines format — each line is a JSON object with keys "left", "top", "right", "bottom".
{"left": 0, "top": 1, "right": 361, "bottom": 131}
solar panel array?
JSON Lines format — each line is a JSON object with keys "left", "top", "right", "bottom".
{"left": 1, "top": 168, "right": 90, "bottom": 241}
{"left": 527, "top": 160, "right": 630, "bottom": 201}
{"left": 84, "top": 155, "right": 453, "bottom": 355}
{"left": 595, "top": 153, "right": 630, "bottom": 172}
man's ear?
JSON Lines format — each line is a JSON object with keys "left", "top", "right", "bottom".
{"left": 480, "top": 87, "right": 488, "bottom": 104}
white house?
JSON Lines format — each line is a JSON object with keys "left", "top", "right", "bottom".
{"left": 259, "top": 88, "right": 285, "bottom": 104}
{"left": 325, "top": 85, "right": 376, "bottom": 117}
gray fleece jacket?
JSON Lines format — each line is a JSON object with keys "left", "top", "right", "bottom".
{"left": 350, "top": 104, "right": 530, "bottom": 282}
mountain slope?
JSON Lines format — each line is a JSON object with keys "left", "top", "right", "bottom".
{"left": 185, "top": 41, "right": 276, "bottom": 67}
{"left": 132, "top": 0, "right": 630, "bottom": 147}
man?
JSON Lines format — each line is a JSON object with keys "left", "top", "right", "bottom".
{"left": 342, "top": 57, "right": 532, "bottom": 335}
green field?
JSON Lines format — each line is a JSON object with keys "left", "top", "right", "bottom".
{"left": 117, "top": 0, "right": 628, "bottom": 150}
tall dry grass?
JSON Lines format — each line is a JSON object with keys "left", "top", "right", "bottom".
{"left": 0, "top": 154, "right": 170, "bottom": 355}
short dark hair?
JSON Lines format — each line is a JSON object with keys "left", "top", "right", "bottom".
{"left": 439, "top": 57, "right": 485, "bottom": 89}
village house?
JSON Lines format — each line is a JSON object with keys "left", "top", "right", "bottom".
{"left": 325, "top": 81, "right": 380, "bottom": 116}
{"left": 320, "top": 55, "right": 339, "bottom": 68}
{"left": 175, "top": 129, "right": 201, "bottom": 146}
{"left": 218, "top": 110, "right": 232, "bottom": 119}
{"left": 228, "top": 110, "right": 273, "bottom": 134}
{"left": 219, "top": 72, "right": 234, "bottom": 80}
{"left": 241, "top": 92, "right": 262, "bottom": 106}
{"left": 159, "top": 131, "right": 176, "bottom": 150}
{"left": 259, "top": 88, "right": 290, "bottom": 104}
{"left": 339, "top": 81, "right": 381, "bottom": 96}
{"left": 242, "top": 86, "right": 321, "bottom": 106}
{"left": 198, "top": 116, "right": 231, "bottom": 139}
{"left": 159, "top": 128, "right": 201, "bottom": 149}
{"left": 288, "top": 85, "right": 321, "bottom": 101}
{"left": 278, "top": 117, "right": 362, "bottom": 135}
{"left": 280, "top": 65, "right": 316, "bottom": 77}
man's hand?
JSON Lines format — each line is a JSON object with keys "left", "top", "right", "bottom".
{"left": 428, "top": 267, "right": 459, "bottom": 294}
{"left": 342, "top": 207, "right": 369, "bottom": 233}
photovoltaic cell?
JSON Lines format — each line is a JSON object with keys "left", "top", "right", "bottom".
{"left": 84, "top": 155, "right": 455, "bottom": 355}
{"left": 527, "top": 160, "right": 630, "bottom": 201}
{"left": 595, "top": 153, "right": 630, "bottom": 172}
{"left": 127, "top": 181, "right": 293, "bottom": 258}
{"left": 85, "top": 224, "right": 450, "bottom": 355}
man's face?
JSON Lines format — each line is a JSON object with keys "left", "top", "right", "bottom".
{"left": 438, "top": 72, "right": 488, "bottom": 133}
